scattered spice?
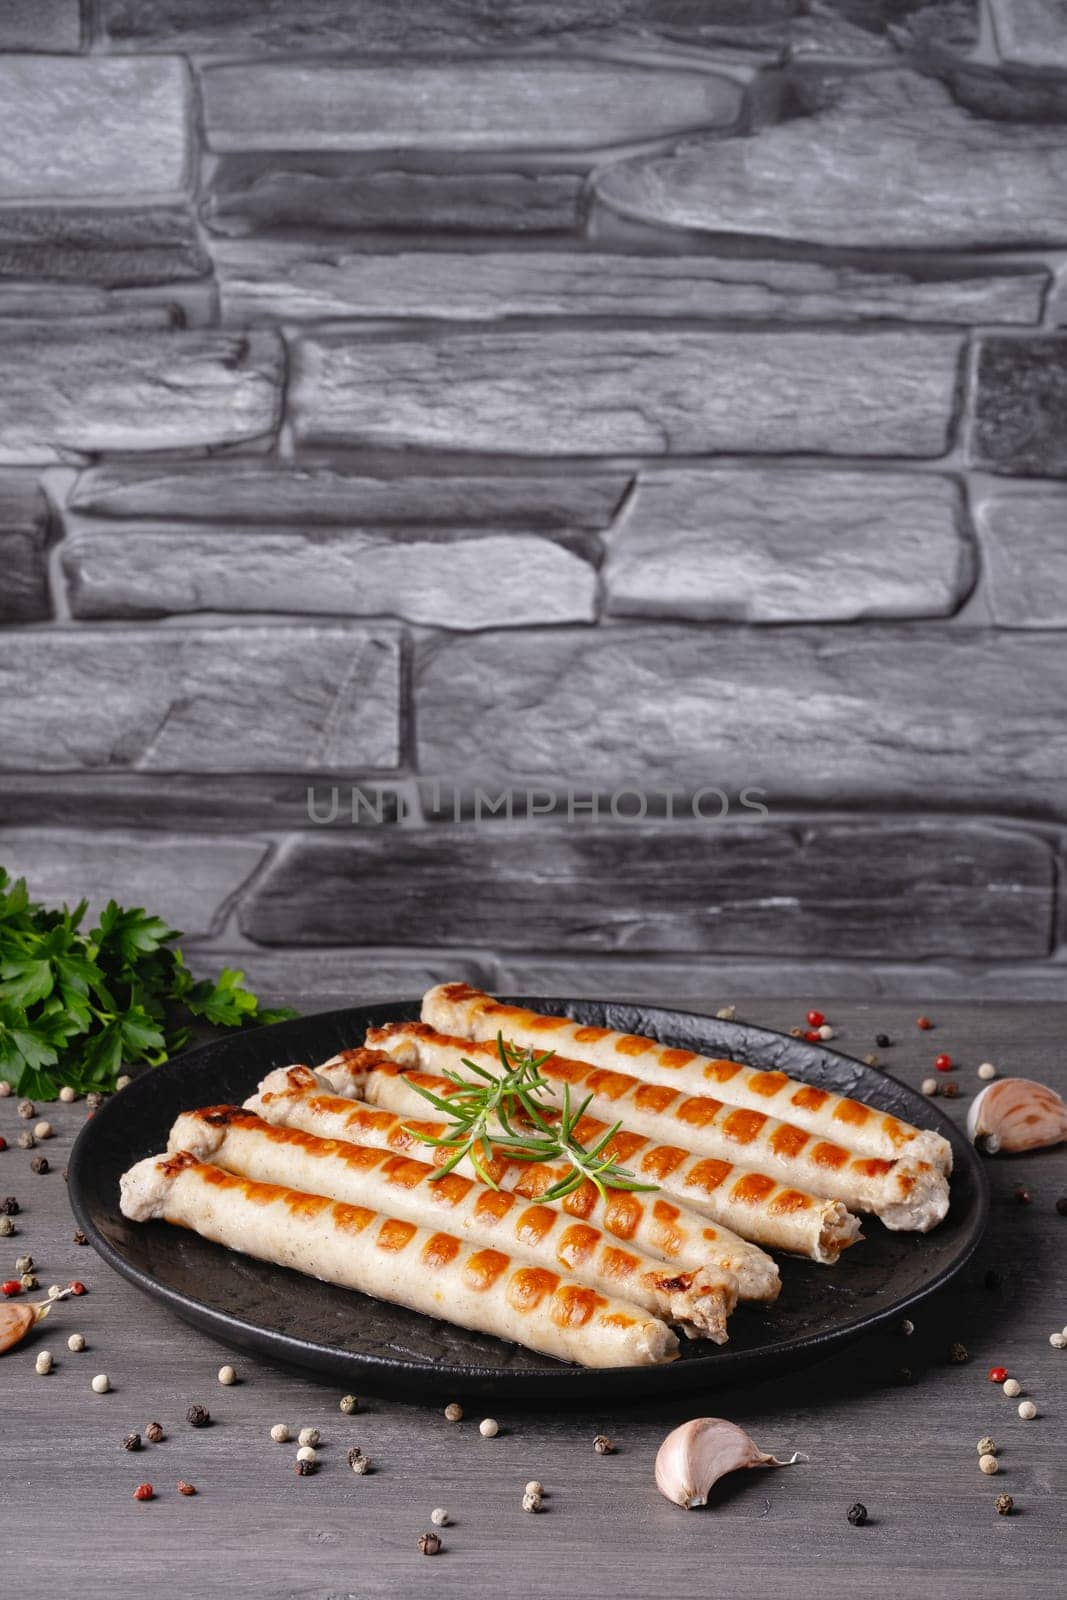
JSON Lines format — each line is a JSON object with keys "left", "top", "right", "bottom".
{"left": 941, "top": 1082, "right": 960, "bottom": 1100}
{"left": 1017, "top": 1400, "right": 1037, "bottom": 1420}
{"left": 30, "top": 1156, "right": 49, "bottom": 1175}
{"left": 15, "top": 1254, "right": 32, "bottom": 1274}
{"left": 431, "top": 1508, "right": 450, "bottom": 1526}
{"left": 2, "top": 1280, "right": 22, "bottom": 1296}
{"left": 804, "top": 1030, "right": 821, "bottom": 1043}
{"left": 347, "top": 1447, "right": 370, "bottom": 1475}
{"left": 34, "top": 1349, "right": 53, "bottom": 1375}
{"left": 977, "top": 1063, "right": 997, "bottom": 1081}
{"left": 297, "top": 1427, "right": 319, "bottom": 1447}
{"left": 989, "top": 1366, "right": 1007, "bottom": 1384}
{"left": 217, "top": 1365, "right": 236, "bottom": 1386}
{"left": 0, "top": 1082, "right": 9, "bottom": 1096}
{"left": 339, "top": 1394, "right": 358, "bottom": 1414}
{"left": 479, "top": 1418, "right": 499, "bottom": 1439}
{"left": 124, "top": 1433, "right": 142, "bottom": 1452}
{"left": 418, "top": 1532, "right": 443, "bottom": 1557}
{"left": 47, "top": 1284, "right": 61, "bottom": 1299}
{"left": 875, "top": 1034, "right": 892, "bottom": 1048}
{"left": 86, "top": 1094, "right": 103, "bottom": 1111}
{"left": 948, "top": 1343, "right": 969, "bottom": 1364}
{"left": 296, "top": 1446, "right": 316, "bottom": 1464}
{"left": 91, "top": 1374, "right": 110, "bottom": 1393}
{"left": 67, "top": 1333, "right": 85, "bottom": 1353}
{"left": 817, "top": 1025, "right": 834, "bottom": 1041}
{"left": 116, "top": 1076, "right": 131, "bottom": 1091}
{"left": 1056, "top": 1198, "right": 1067, "bottom": 1217}
{"left": 59, "top": 1087, "right": 76, "bottom": 1104}
{"left": 186, "top": 1404, "right": 210, "bottom": 1428}
{"left": 177, "top": 1480, "right": 196, "bottom": 1496}
{"left": 934, "top": 1054, "right": 952, "bottom": 1072}
{"left": 995, "top": 1494, "right": 1014, "bottom": 1516}
{"left": 33, "top": 1121, "right": 52, "bottom": 1140}
{"left": 444, "top": 1403, "right": 463, "bottom": 1423}
{"left": 525, "top": 1479, "right": 544, "bottom": 1496}
{"left": 921, "top": 1078, "right": 938, "bottom": 1096}
{"left": 145, "top": 1421, "right": 164, "bottom": 1443}
{"left": 1014, "top": 1188, "right": 1032, "bottom": 1205}
{"left": 68, "top": 1280, "right": 87, "bottom": 1296}
{"left": 3, "top": 1194, "right": 24, "bottom": 1214}
{"left": 863, "top": 1053, "right": 879, "bottom": 1067}
{"left": 789, "top": 1027, "right": 804, "bottom": 1039}
{"left": 847, "top": 1503, "right": 868, "bottom": 1527}
{"left": 806, "top": 1011, "right": 825, "bottom": 1028}
{"left": 593, "top": 1434, "right": 615, "bottom": 1455}
{"left": 17, "top": 1100, "right": 35, "bottom": 1120}
{"left": 1003, "top": 1378, "right": 1021, "bottom": 1398}
{"left": 0, "top": 1137, "right": 6, "bottom": 1152}
{"left": 979, "top": 1454, "right": 999, "bottom": 1475}
{"left": 977, "top": 1437, "right": 997, "bottom": 1457}
{"left": 19, "top": 1272, "right": 37, "bottom": 1290}
{"left": 295, "top": 1459, "right": 315, "bottom": 1477}
{"left": 522, "top": 1489, "right": 543, "bottom": 1513}
{"left": 270, "top": 1424, "right": 289, "bottom": 1444}
{"left": 916, "top": 1017, "right": 933, "bottom": 1031}
{"left": 17, "top": 1132, "right": 35, "bottom": 1150}
{"left": 133, "top": 1483, "right": 154, "bottom": 1502}
{"left": 1050, "top": 1333, "right": 1066, "bottom": 1349}
{"left": 715, "top": 1006, "right": 736, "bottom": 1021}
{"left": 0, "top": 1217, "right": 12, "bottom": 1237}
{"left": 73, "top": 1230, "right": 88, "bottom": 1246}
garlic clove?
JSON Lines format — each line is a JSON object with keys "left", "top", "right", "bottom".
{"left": 967, "top": 1077, "right": 1067, "bottom": 1155}
{"left": 655, "top": 1417, "right": 804, "bottom": 1509}
{"left": 0, "top": 1297, "right": 52, "bottom": 1354}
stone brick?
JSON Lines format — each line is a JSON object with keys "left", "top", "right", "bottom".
{"left": 494, "top": 955, "right": 1067, "bottom": 1004}
{"left": 68, "top": 464, "right": 627, "bottom": 530}
{"left": 203, "top": 158, "right": 585, "bottom": 238}
{"left": 0, "top": 0, "right": 81, "bottom": 50}
{"left": 202, "top": 61, "right": 742, "bottom": 154}
{"left": 0, "top": 831, "right": 266, "bottom": 939}
{"left": 0, "top": 330, "right": 282, "bottom": 464}
{"left": 239, "top": 823, "right": 1052, "bottom": 959}
{"left": 195, "top": 948, "right": 495, "bottom": 1011}
{"left": 604, "top": 469, "right": 970, "bottom": 622}
{"left": 63, "top": 523, "right": 597, "bottom": 628}
{"left": 594, "top": 71, "right": 1067, "bottom": 248}
{"left": 0, "top": 626, "right": 400, "bottom": 773}
{"left": 294, "top": 330, "right": 960, "bottom": 458}
{"left": 415, "top": 626, "right": 1067, "bottom": 816}
{"left": 0, "top": 207, "right": 208, "bottom": 285}
{"left": 977, "top": 492, "right": 1067, "bottom": 626}
{"left": 0, "top": 58, "right": 189, "bottom": 200}
{"left": 0, "top": 473, "right": 50, "bottom": 622}
{"left": 213, "top": 243, "right": 1047, "bottom": 326}
{"left": 970, "top": 337, "right": 1067, "bottom": 478}
{"left": 989, "top": 0, "right": 1067, "bottom": 68}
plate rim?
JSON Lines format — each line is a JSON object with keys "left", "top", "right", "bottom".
{"left": 68, "top": 996, "right": 991, "bottom": 1396}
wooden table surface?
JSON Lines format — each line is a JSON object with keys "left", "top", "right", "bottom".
{"left": 2, "top": 999, "right": 1064, "bottom": 1600}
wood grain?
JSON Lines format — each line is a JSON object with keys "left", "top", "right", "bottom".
{"left": 1, "top": 1000, "right": 1063, "bottom": 1599}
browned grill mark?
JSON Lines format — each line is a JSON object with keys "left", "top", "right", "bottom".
{"left": 768, "top": 1188, "right": 812, "bottom": 1214}
{"left": 685, "top": 1157, "right": 734, "bottom": 1193}
{"left": 422, "top": 1232, "right": 461, "bottom": 1269}
{"left": 811, "top": 1142, "right": 849, "bottom": 1170}
{"left": 473, "top": 1187, "right": 516, "bottom": 1223}
{"left": 462, "top": 1246, "right": 508, "bottom": 1288}
{"left": 550, "top": 1285, "right": 605, "bottom": 1328}
{"left": 791, "top": 1085, "right": 829, "bottom": 1112}
{"left": 516, "top": 1204, "right": 558, "bottom": 1245}
{"left": 722, "top": 1108, "right": 769, "bottom": 1145}
{"left": 748, "top": 1070, "right": 790, "bottom": 1097}
{"left": 641, "top": 1145, "right": 688, "bottom": 1181}
{"left": 376, "top": 1216, "right": 417, "bottom": 1252}
{"left": 633, "top": 1082, "right": 677, "bottom": 1114}
{"left": 674, "top": 1095, "right": 724, "bottom": 1128}
{"left": 556, "top": 1222, "right": 600, "bottom": 1267}
{"left": 769, "top": 1123, "right": 810, "bottom": 1159}
{"left": 603, "top": 1191, "right": 641, "bottom": 1239}
{"left": 731, "top": 1173, "right": 777, "bottom": 1205}
{"left": 507, "top": 1266, "right": 560, "bottom": 1312}
{"left": 703, "top": 1059, "right": 741, "bottom": 1084}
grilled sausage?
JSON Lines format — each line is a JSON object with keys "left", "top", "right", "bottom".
{"left": 120, "top": 1151, "right": 679, "bottom": 1368}
{"left": 356, "top": 1060, "right": 862, "bottom": 1265}
{"left": 365, "top": 1023, "right": 949, "bottom": 1233}
{"left": 421, "top": 983, "right": 952, "bottom": 1175}
{"left": 167, "top": 1106, "right": 738, "bottom": 1342}
{"left": 247, "top": 1066, "right": 781, "bottom": 1302}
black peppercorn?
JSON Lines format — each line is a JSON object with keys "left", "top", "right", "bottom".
{"left": 949, "top": 1342, "right": 969, "bottom": 1363}
{"left": 123, "top": 1433, "right": 142, "bottom": 1452}
{"left": 847, "top": 1503, "right": 868, "bottom": 1527}
{"left": 295, "top": 1459, "right": 315, "bottom": 1476}
{"left": 418, "top": 1532, "right": 443, "bottom": 1556}
{"left": 0, "top": 1197, "right": 19, "bottom": 1215}
{"left": 144, "top": 1421, "right": 164, "bottom": 1443}
{"left": 875, "top": 1034, "right": 891, "bottom": 1048}
{"left": 1055, "top": 1197, "right": 1067, "bottom": 1217}
{"left": 186, "top": 1403, "right": 210, "bottom": 1428}
{"left": 73, "top": 1230, "right": 88, "bottom": 1246}
{"left": 30, "top": 1155, "right": 49, "bottom": 1175}
{"left": 941, "top": 1081, "right": 960, "bottom": 1099}
{"left": 994, "top": 1494, "right": 1014, "bottom": 1516}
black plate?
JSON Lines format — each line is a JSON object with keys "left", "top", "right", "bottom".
{"left": 69, "top": 998, "right": 989, "bottom": 1403}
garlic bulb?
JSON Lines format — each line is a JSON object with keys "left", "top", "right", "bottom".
{"left": 967, "top": 1077, "right": 1067, "bottom": 1155}
{"left": 655, "top": 1418, "right": 805, "bottom": 1509}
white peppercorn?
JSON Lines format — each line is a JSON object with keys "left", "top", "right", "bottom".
{"left": 35, "top": 1350, "right": 53, "bottom": 1375}
{"left": 714, "top": 1005, "right": 736, "bottom": 1021}
{"left": 977, "top": 1436, "right": 997, "bottom": 1457}
{"left": 978, "top": 1454, "right": 998, "bottom": 1475}
{"left": 270, "top": 1423, "right": 290, "bottom": 1443}
{"left": 47, "top": 1284, "right": 62, "bottom": 1299}
{"left": 430, "top": 1508, "right": 449, "bottom": 1526}
{"left": 817, "top": 1024, "right": 835, "bottom": 1040}
{"left": 67, "top": 1332, "right": 85, "bottom": 1353}
{"left": 977, "top": 1062, "right": 997, "bottom": 1081}
{"left": 59, "top": 1086, "right": 76, "bottom": 1103}
{"left": 91, "top": 1373, "right": 110, "bottom": 1393}
{"left": 1049, "top": 1332, "right": 1066, "bottom": 1349}
{"left": 33, "top": 1121, "right": 53, "bottom": 1140}
{"left": 522, "top": 1489, "right": 543, "bottom": 1513}
{"left": 525, "top": 1479, "right": 544, "bottom": 1496}
{"left": 922, "top": 1078, "right": 938, "bottom": 1096}
{"left": 1002, "top": 1377, "right": 1021, "bottom": 1398}
{"left": 298, "top": 1426, "right": 320, "bottom": 1447}
{"left": 1018, "top": 1400, "right": 1037, "bottom": 1420}
{"left": 444, "top": 1402, "right": 463, "bottom": 1422}
{"left": 17, "top": 1100, "right": 35, "bottom": 1120}
{"left": 217, "top": 1364, "right": 237, "bottom": 1386}
{"left": 479, "top": 1417, "right": 499, "bottom": 1438}
{"left": 339, "top": 1394, "right": 358, "bottom": 1414}
{"left": 0, "top": 1217, "right": 13, "bottom": 1237}
{"left": 116, "top": 1075, "right": 131, "bottom": 1090}
{"left": 296, "top": 1445, "right": 316, "bottom": 1464}
{"left": 0, "top": 1082, "right": 10, "bottom": 1097}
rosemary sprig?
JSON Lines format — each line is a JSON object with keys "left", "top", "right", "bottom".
{"left": 402, "top": 1033, "right": 657, "bottom": 1201}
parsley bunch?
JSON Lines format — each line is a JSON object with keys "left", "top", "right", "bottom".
{"left": 0, "top": 868, "right": 296, "bottom": 1100}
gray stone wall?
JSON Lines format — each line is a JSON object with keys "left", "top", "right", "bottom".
{"left": 2, "top": 0, "right": 1067, "bottom": 1008}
